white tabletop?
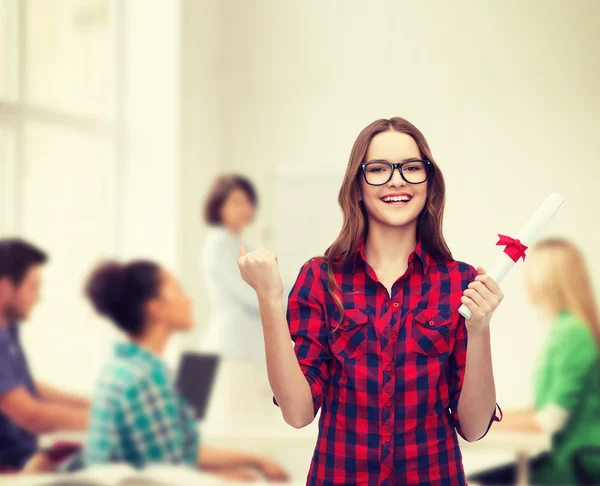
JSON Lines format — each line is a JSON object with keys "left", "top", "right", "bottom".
{"left": 200, "top": 417, "right": 318, "bottom": 442}
{"left": 459, "top": 428, "right": 552, "bottom": 457}
{"left": 38, "top": 417, "right": 318, "bottom": 448}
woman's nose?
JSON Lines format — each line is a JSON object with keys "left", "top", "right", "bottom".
{"left": 388, "top": 166, "right": 407, "bottom": 187}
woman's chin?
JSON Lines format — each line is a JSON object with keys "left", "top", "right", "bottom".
{"left": 366, "top": 203, "right": 424, "bottom": 230}
{"left": 375, "top": 213, "right": 420, "bottom": 229}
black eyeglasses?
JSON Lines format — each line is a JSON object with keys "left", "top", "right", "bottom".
{"left": 360, "top": 159, "right": 432, "bottom": 186}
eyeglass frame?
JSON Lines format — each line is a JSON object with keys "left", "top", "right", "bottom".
{"left": 359, "top": 159, "right": 433, "bottom": 186}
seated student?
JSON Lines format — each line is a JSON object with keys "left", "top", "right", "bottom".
{"left": 81, "top": 259, "right": 289, "bottom": 482}
{"left": 470, "top": 238, "right": 600, "bottom": 485}
{"left": 0, "top": 239, "right": 90, "bottom": 472}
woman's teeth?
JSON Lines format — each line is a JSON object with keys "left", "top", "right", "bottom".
{"left": 382, "top": 196, "right": 411, "bottom": 203}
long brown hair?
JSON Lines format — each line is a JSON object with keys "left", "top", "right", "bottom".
{"left": 323, "top": 117, "right": 452, "bottom": 319}
{"left": 529, "top": 238, "right": 600, "bottom": 347}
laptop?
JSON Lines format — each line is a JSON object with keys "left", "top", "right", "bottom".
{"left": 175, "top": 352, "right": 221, "bottom": 420}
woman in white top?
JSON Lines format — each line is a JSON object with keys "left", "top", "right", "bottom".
{"left": 199, "top": 175, "right": 264, "bottom": 364}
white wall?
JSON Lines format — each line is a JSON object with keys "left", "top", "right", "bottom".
{"left": 218, "top": 0, "right": 600, "bottom": 407}
{"left": 120, "top": 0, "right": 181, "bottom": 269}
{"left": 178, "top": 0, "right": 226, "bottom": 355}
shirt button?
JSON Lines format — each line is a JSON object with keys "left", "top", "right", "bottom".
{"left": 386, "top": 365, "right": 392, "bottom": 372}
{"left": 392, "top": 301, "right": 400, "bottom": 308}
{"left": 386, "top": 400, "right": 392, "bottom": 407}
{"left": 384, "top": 436, "right": 391, "bottom": 443}
{"left": 391, "top": 332, "right": 397, "bottom": 339}
{"left": 429, "top": 320, "right": 435, "bottom": 326}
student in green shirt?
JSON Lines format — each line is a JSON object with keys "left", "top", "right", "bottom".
{"left": 79, "top": 259, "right": 289, "bottom": 482}
{"left": 471, "top": 238, "right": 600, "bottom": 485}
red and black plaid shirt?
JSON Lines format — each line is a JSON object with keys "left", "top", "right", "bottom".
{"left": 283, "top": 237, "right": 501, "bottom": 485}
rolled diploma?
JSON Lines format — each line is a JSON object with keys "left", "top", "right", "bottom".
{"left": 458, "top": 193, "right": 565, "bottom": 320}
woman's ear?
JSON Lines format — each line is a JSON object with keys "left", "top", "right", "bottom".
{"left": 145, "top": 299, "right": 163, "bottom": 322}
{"left": 0, "top": 277, "right": 11, "bottom": 299}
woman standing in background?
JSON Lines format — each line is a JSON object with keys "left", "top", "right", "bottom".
{"left": 199, "top": 174, "right": 264, "bottom": 364}
{"left": 199, "top": 175, "right": 277, "bottom": 426}
{"left": 472, "top": 238, "right": 600, "bottom": 485}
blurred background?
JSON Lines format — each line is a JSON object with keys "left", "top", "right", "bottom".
{"left": 1, "top": 0, "right": 599, "bottom": 481}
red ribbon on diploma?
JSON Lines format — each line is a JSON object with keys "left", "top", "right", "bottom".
{"left": 497, "top": 234, "right": 528, "bottom": 262}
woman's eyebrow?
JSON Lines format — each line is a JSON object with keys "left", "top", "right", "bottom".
{"left": 364, "top": 157, "right": 422, "bottom": 164}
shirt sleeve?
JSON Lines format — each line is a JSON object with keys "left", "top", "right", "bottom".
{"left": 447, "top": 264, "right": 502, "bottom": 441}
{"left": 0, "top": 339, "right": 25, "bottom": 397}
{"left": 543, "top": 321, "right": 598, "bottom": 411}
{"left": 274, "top": 259, "right": 331, "bottom": 416}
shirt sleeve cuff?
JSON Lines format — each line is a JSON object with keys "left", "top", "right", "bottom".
{"left": 0, "top": 380, "right": 24, "bottom": 398}
{"left": 451, "top": 403, "right": 503, "bottom": 441}
{"left": 534, "top": 403, "right": 569, "bottom": 434}
{"left": 272, "top": 375, "right": 325, "bottom": 417}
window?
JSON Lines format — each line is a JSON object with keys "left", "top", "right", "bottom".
{"left": 0, "top": 0, "right": 123, "bottom": 393}
{"left": 0, "top": 0, "right": 18, "bottom": 102}
{"left": 0, "top": 128, "right": 16, "bottom": 233}
{"left": 24, "top": 0, "right": 114, "bottom": 118}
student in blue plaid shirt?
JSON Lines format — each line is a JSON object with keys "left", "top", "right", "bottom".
{"left": 82, "top": 260, "right": 288, "bottom": 482}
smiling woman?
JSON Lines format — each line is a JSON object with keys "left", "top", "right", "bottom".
{"left": 237, "top": 117, "right": 504, "bottom": 486}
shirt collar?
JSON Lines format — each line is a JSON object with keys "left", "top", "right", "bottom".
{"left": 3, "top": 322, "right": 20, "bottom": 341}
{"left": 352, "top": 235, "right": 431, "bottom": 275}
{"left": 114, "top": 342, "right": 164, "bottom": 368}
